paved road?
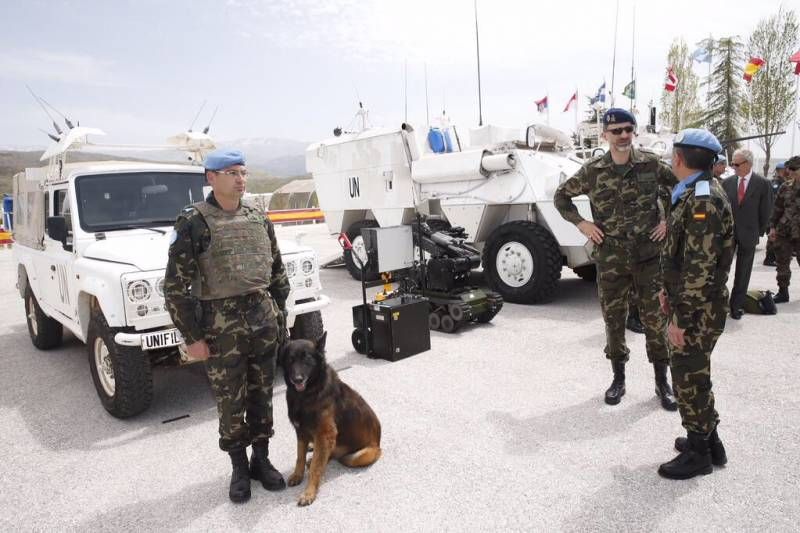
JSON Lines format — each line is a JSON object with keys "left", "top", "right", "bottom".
{"left": 0, "top": 228, "right": 798, "bottom": 532}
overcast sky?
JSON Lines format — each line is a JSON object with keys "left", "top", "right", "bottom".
{"left": 0, "top": 0, "right": 797, "bottom": 158}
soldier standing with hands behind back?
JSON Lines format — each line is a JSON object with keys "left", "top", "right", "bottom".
{"left": 769, "top": 156, "right": 800, "bottom": 303}
{"left": 555, "top": 108, "right": 677, "bottom": 411}
{"left": 658, "top": 129, "right": 734, "bottom": 480}
{"left": 164, "top": 149, "right": 289, "bottom": 503}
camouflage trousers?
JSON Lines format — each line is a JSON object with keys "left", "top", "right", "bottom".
{"left": 201, "top": 292, "right": 280, "bottom": 452}
{"left": 669, "top": 297, "right": 726, "bottom": 435}
{"left": 596, "top": 245, "right": 668, "bottom": 364}
{"left": 774, "top": 237, "right": 800, "bottom": 288}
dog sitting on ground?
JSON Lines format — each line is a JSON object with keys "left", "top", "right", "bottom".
{"left": 281, "top": 332, "right": 382, "bottom": 506}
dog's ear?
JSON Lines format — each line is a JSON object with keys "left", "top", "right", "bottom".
{"left": 315, "top": 331, "right": 327, "bottom": 354}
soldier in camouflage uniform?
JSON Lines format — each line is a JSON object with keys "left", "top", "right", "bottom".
{"left": 164, "top": 149, "right": 290, "bottom": 503}
{"left": 763, "top": 161, "right": 787, "bottom": 266}
{"left": 658, "top": 129, "right": 735, "bottom": 480}
{"left": 769, "top": 156, "right": 800, "bottom": 303}
{"left": 555, "top": 108, "right": 677, "bottom": 410}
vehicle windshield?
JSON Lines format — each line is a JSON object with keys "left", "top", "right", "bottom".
{"left": 75, "top": 171, "right": 206, "bottom": 232}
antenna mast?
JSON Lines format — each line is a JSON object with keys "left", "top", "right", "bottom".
{"left": 610, "top": 0, "right": 619, "bottom": 106}
{"left": 188, "top": 100, "right": 207, "bottom": 132}
{"left": 474, "top": 0, "right": 483, "bottom": 126}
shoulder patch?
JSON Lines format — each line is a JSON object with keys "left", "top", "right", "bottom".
{"left": 694, "top": 181, "right": 710, "bottom": 197}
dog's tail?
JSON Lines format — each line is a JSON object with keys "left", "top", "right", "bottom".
{"left": 339, "top": 446, "right": 382, "bottom": 468}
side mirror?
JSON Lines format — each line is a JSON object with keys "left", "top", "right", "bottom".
{"left": 46, "top": 216, "right": 68, "bottom": 245}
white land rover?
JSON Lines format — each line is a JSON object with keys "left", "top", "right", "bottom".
{"left": 12, "top": 137, "right": 329, "bottom": 418}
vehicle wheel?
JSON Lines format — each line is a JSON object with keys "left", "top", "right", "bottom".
{"left": 483, "top": 221, "right": 562, "bottom": 304}
{"left": 87, "top": 309, "right": 153, "bottom": 418}
{"left": 428, "top": 312, "right": 441, "bottom": 331}
{"left": 344, "top": 220, "right": 380, "bottom": 281}
{"left": 448, "top": 304, "right": 465, "bottom": 321}
{"left": 573, "top": 264, "right": 597, "bottom": 282}
{"left": 24, "top": 286, "right": 63, "bottom": 350}
{"left": 351, "top": 329, "right": 368, "bottom": 354}
{"left": 290, "top": 310, "right": 324, "bottom": 341}
{"left": 439, "top": 315, "right": 458, "bottom": 333}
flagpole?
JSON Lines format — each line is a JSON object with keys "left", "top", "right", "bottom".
{"left": 575, "top": 88, "right": 579, "bottom": 146}
{"left": 610, "top": 0, "right": 619, "bottom": 106}
{"left": 630, "top": 2, "right": 635, "bottom": 112}
{"left": 547, "top": 93, "right": 551, "bottom": 126}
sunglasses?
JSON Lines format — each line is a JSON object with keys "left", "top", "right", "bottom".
{"left": 606, "top": 126, "right": 635, "bottom": 135}
{"left": 787, "top": 166, "right": 800, "bottom": 171}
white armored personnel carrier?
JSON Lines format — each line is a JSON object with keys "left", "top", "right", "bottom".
{"left": 13, "top": 128, "right": 329, "bottom": 418}
{"left": 307, "top": 115, "right": 595, "bottom": 304}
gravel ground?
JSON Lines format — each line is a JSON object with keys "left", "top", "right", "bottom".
{"left": 0, "top": 225, "right": 798, "bottom": 532}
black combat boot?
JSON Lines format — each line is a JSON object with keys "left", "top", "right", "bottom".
{"left": 674, "top": 426, "right": 727, "bottom": 466}
{"left": 774, "top": 287, "right": 790, "bottom": 303}
{"left": 625, "top": 306, "right": 645, "bottom": 334}
{"left": 659, "top": 431, "right": 713, "bottom": 479}
{"left": 228, "top": 448, "right": 251, "bottom": 503}
{"left": 653, "top": 362, "right": 678, "bottom": 411}
{"left": 250, "top": 442, "right": 286, "bottom": 491}
{"left": 604, "top": 361, "right": 626, "bottom": 405}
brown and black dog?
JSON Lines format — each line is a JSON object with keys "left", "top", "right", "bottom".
{"left": 281, "top": 331, "right": 382, "bottom": 506}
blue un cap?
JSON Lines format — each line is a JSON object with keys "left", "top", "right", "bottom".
{"left": 602, "top": 108, "right": 636, "bottom": 127}
{"left": 776, "top": 161, "right": 785, "bottom": 169}
{"left": 672, "top": 128, "right": 722, "bottom": 154}
{"left": 204, "top": 149, "right": 246, "bottom": 171}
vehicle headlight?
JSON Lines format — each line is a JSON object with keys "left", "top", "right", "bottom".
{"left": 286, "top": 260, "right": 297, "bottom": 278}
{"left": 156, "top": 278, "right": 165, "bottom": 297}
{"left": 127, "top": 280, "right": 152, "bottom": 302}
{"left": 302, "top": 259, "right": 314, "bottom": 274}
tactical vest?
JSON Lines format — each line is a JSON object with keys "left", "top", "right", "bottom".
{"left": 192, "top": 201, "right": 273, "bottom": 300}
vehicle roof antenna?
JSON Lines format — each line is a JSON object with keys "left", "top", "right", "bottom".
{"left": 188, "top": 100, "right": 207, "bottom": 132}
{"left": 38, "top": 128, "right": 60, "bottom": 142}
{"left": 27, "top": 85, "right": 76, "bottom": 131}
{"left": 27, "top": 85, "right": 62, "bottom": 137}
{"left": 203, "top": 105, "right": 219, "bottom": 134}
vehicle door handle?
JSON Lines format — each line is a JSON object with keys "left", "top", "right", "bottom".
{"left": 50, "top": 265, "right": 56, "bottom": 271}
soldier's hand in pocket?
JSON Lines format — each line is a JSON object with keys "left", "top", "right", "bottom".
{"left": 186, "top": 339, "right": 211, "bottom": 361}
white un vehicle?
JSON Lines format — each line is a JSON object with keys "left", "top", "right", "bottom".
{"left": 13, "top": 127, "right": 329, "bottom": 418}
{"left": 307, "top": 108, "right": 595, "bottom": 304}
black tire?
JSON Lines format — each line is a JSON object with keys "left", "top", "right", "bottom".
{"left": 344, "top": 220, "right": 380, "bottom": 281}
{"left": 87, "top": 309, "right": 153, "bottom": 418}
{"left": 428, "top": 312, "right": 441, "bottom": 331}
{"left": 439, "top": 315, "right": 458, "bottom": 333}
{"left": 351, "top": 329, "right": 368, "bottom": 354}
{"left": 24, "top": 285, "right": 63, "bottom": 350}
{"left": 573, "top": 264, "right": 597, "bottom": 282}
{"left": 448, "top": 304, "right": 465, "bottom": 322}
{"left": 482, "top": 221, "right": 562, "bottom": 304}
{"left": 290, "top": 310, "right": 324, "bottom": 341}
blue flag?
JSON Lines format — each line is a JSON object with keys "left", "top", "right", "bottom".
{"left": 590, "top": 82, "right": 606, "bottom": 104}
{"left": 691, "top": 47, "right": 712, "bottom": 63}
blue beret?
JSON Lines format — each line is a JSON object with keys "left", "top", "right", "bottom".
{"left": 603, "top": 108, "right": 636, "bottom": 126}
{"left": 776, "top": 161, "right": 785, "bottom": 169}
{"left": 204, "top": 149, "right": 246, "bottom": 171}
{"left": 672, "top": 128, "right": 722, "bottom": 154}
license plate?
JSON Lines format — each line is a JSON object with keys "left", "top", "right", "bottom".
{"left": 141, "top": 329, "right": 183, "bottom": 351}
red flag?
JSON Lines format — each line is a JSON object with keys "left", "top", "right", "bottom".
{"left": 664, "top": 67, "right": 678, "bottom": 92}
{"left": 535, "top": 96, "right": 548, "bottom": 113}
{"left": 743, "top": 57, "right": 765, "bottom": 82}
{"left": 790, "top": 50, "right": 800, "bottom": 75}
{"left": 563, "top": 92, "right": 577, "bottom": 112}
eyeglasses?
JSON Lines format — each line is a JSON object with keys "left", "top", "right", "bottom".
{"left": 787, "top": 166, "right": 800, "bottom": 171}
{"left": 215, "top": 169, "right": 249, "bottom": 178}
{"left": 606, "top": 126, "right": 635, "bottom": 135}
{"left": 731, "top": 162, "right": 748, "bottom": 168}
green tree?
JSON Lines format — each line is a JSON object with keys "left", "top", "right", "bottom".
{"left": 745, "top": 7, "right": 799, "bottom": 174}
{"left": 659, "top": 39, "right": 702, "bottom": 132}
{"left": 703, "top": 36, "right": 747, "bottom": 156}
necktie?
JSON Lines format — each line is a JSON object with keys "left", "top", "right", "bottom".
{"left": 737, "top": 178, "right": 746, "bottom": 205}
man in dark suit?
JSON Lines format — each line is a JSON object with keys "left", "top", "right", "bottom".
{"left": 722, "top": 148, "right": 773, "bottom": 319}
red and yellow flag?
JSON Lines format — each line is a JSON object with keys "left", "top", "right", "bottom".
{"left": 743, "top": 57, "right": 765, "bottom": 82}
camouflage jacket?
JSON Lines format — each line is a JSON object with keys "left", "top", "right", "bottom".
{"left": 770, "top": 179, "right": 800, "bottom": 241}
{"left": 164, "top": 192, "right": 290, "bottom": 345}
{"left": 661, "top": 174, "right": 735, "bottom": 330}
{"left": 554, "top": 148, "right": 676, "bottom": 242}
